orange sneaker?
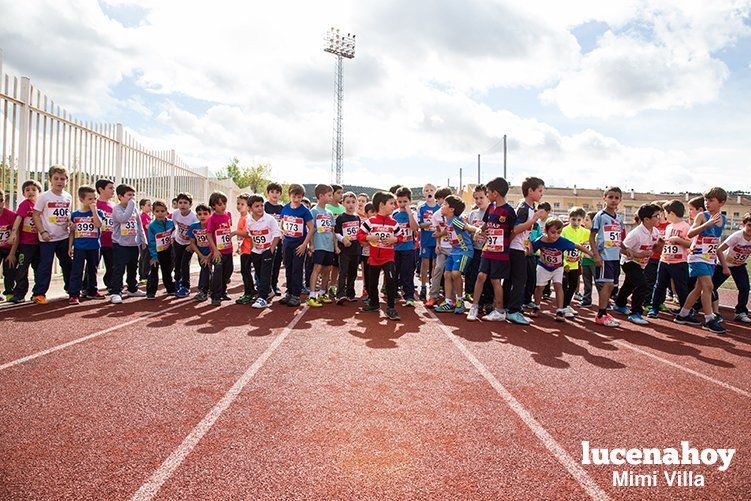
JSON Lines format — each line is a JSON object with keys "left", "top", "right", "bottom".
{"left": 32, "top": 295, "right": 47, "bottom": 305}
{"left": 425, "top": 297, "right": 436, "bottom": 308}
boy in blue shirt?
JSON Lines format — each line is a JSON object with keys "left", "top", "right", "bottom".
{"left": 279, "top": 184, "right": 314, "bottom": 307}
{"left": 146, "top": 200, "right": 176, "bottom": 298}
{"left": 590, "top": 187, "right": 626, "bottom": 327}
{"left": 417, "top": 183, "right": 438, "bottom": 301}
{"left": 188, "top": 204, "right": 212, "bottom": 302}
{"left": 67, "top": 186, "right": 104, "bottom": 305}
{"left": 393, "top": 186, "right": 420, "bottom": 306}
{"left": 307, "top": 184, "right": 336, "bottom": 307}
{"left": 435, "top": 195, "right": 476, "bottom": 314}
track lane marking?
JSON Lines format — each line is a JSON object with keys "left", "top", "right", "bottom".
{"left": 424, "top": 309, "right": 610, "bottom": 501}
{"left": 131, "top": 305, "right": 310, "bottom": 501}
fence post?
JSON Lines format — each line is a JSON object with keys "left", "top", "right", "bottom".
{"left": 204, "top": 165, "right": 210, "bottom": 203}
{"left": 16, "top": 76, "right": 31, "bottom": 207}
{"left": 114, "top": 123, "right": 124, "bottom": 186}
{"left": 168, "top": 149, "right": 176, "bottom": 198}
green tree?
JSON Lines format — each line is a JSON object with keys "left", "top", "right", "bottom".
{"left": 217, "top": 157, "right": 272, "bottom": 194}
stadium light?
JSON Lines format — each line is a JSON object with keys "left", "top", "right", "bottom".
{"left": 324, "top": 27, "right": 356, "bottom": 184}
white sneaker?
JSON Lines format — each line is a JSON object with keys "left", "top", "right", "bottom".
{"left": 252, "top": 297, "right": 268, "bottom": 309}
{"left": 482, "top": 309, "right": 506, "bottom": 322}
{"left": 565, "top": 306, "right": 578, "bottom": 316}
{"left": 467, "top": 304, "right": 479, "bottom": 321}
{"left": 564, "top": 309, "right": 576, "bottom": 319}
{"left": 734, "top": 312, "right": 751, "bottom": 323}
{"left": 128, "top": 290, "right": 146, "bottom": 298}
{"left": 110, "top": 294, "right": 122, "bottom": 304}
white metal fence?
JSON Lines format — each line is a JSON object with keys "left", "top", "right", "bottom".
{"left": 1, "top": 50, "right": 239, "bottom": 212}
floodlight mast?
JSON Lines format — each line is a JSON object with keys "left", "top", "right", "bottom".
{"left": 323, "top": 27, "right": 355, "bottom": 185}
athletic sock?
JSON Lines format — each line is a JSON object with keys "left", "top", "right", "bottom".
{"left": 679, "top": 308, "right": 691, "bottom": 317}
{"left": 705, "top": 314, "right": 714, "bottom": 322}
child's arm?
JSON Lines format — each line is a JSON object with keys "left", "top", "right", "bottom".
{"left": 32, "top": 210, "right": 50, "bottom": 242}
{"left": 687, "top": 212, "right": 719, "bottom": 238}
{"left": 296, "top": 220, "right": 314, "bottom": 256}
{"left": 269, "top": 236, "right": 280, "bottom": 255}
{"left": 575, "top": 243, "right": 594, "bottom": 257}
{"left": 7, "top": 215, "right": 22, "bottom": 265}
{"left": 147, "top": 225, "right": 158, "bottom": 262}
{"left": 512, "top": 209, "right": 545, "bottom": 235}
{"left": 206, "top": 231, "right": 220, "bottom": 263}
{"left": 667, "top": 234, "right": 692, "bottom": 248}
{"left": 407, "top": 210, "right": 419, "bottom": 233}
{"left": 91, "top": 203, "right": 102, "bottom": 228}
{"left": 588, "top": 228, "right": 601, "bottom": 266}
{"left": 68, "top": 232, "right": 75, "bottom": 258}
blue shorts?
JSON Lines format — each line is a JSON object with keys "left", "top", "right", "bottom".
{"left": 446, "top": 253, "right": 472, "bottom": 273}
{"left": 595, "top": 260, "right": 621, "bottom": 283}
{"left": 689, "top": 262, "right": 714, "bottom": 278}
{"left": 312, "top": 250, "right": 335, "bottom": 266}
{"left": 419, "top": 245, "right": 436, "bottom": 259}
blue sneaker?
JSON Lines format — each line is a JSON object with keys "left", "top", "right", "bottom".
{"left": 435, "top": 301, "right": 455, "bottom": 313}
{"left": 175, "top": 287, "right": 189, "bottom": 298}
{"left": 506, "top": 311, "right": 530, "bottom": 325}
{"left": 613, "top": 305, "right": 631, "bottom": 316}
{"left": 628, "top": 313, "right": 649, "bottom": 325}
{"left": 647, "top": 309, "right": 659, "bottom": 318}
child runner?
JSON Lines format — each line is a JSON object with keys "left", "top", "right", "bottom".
{"left": 308, "top": 184, "right": 336, "bottom": 307}
{"left": 110, "top": 184, "right": 147, "bottom": 303}
{"left": 234, "top": 193, "right": 255, "bottom": 305}
{"left": 7, "top": 180, "right": 42, "bottom": 303}
{"left": 239, "top": 194, "right": 281, "bottom": 309}
{"left": 265, "top": 182, "right": 284, "bottom": 296}
{"left": 560, "top": 207, "right": 589, "bottom": 316}
{"left": 138, "top": 199, "right": 152, "bottom": 283}
{"left": 146, "top": 200, "right": 176, "bottom": 299}
{"left": 524, "top": 202, "right": 550, "bottom": 313}
{"left": 590, "top": 186, "right": 626, "bottom": 327}
{"left": 360, "top": 202, "right": 375, "bottom": 302}
{"left": 188, "top": 204, "right": 212, "bottom": 302}
{"left": 466, "top": 184, "right": 491, "bottom": 311}
{"left": 334, "top": 192, "right": 362, "bottom": 304}
{"left": 0, "top": 191, "right": 17, "bottom": 300}
{"left": 206, "top": 191, "right": 234, "bottom": 306}
{"left": 357, "top": 193, "right": 369, "bottom": 219}
{"left": 279, "top": 184, "right": 314, "bottom": 307}
{"left": 67, "top": 186, "right": 104, "bottom": 304}
{"left": 171, "top": 192, "right": 198, "bottom": 297}
{"left": 648, "top": 200, "right": 691, "bottom": 318}
{"left": 417, "top": 183, "right": 438, "bottom": 301}
{"left": 579, "top": 210, "right": 597, "bottom": 308}
{"left": 435, "top": 195, "right": 476, "bottom": 314}
{"left": 91, "top": 179, "right": 115, "bottom": 293}
{"left": 428, "top": 186, "right": 453, "bottom": 307}
{"left": 393, "top": 186, "right": 419, "bottom": 307}
{"left": 326, "top": 183, "right": 345, "bottom": 296}
{"left": 713, "top": 213, "right": 751, "bottom": 323}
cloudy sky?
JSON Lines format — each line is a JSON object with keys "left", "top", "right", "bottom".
{"left": 1, "top": 0, "right": 750, "bottom": 192}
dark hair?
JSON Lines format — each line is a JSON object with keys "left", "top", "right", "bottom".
{"left": 435, "top": 187, "right": 453, "bottom": 200}
{"left": 486, "top": 177, "right": 509, "bottom": 197}
{"left": 395, "top": 186, "right": 412, "bottom": 200}
{"left": 195, "top": 204, "right": 211, "bottom": 214}
{"left": 237, "top": 193, "right": 251, "bottom": 203}
{"left": 538, "top": 201, "right": 552, "bottom": 212}
{"left": 521, "top": 176, "right": 544, "bottom": 197}
{"left": 545, "top": 218, "right": 564, "bottom": 231}
{"left": 208, "top": 191, "right": 227, "bottom": 208}
{"left": 445, "top": 195, "right": 465, "bottom": 216}
{"left": 474, "top": 184, "right": 487, "bottom": 194}
{"left": 95, "top": 179, "right": 114, "bottom": 194}
{"left": 688, "top": 196, "right": 705, "bottom": 211}
{"left": 372, "top": 191, "right": 395, "bottom": 211}
{"left": 358, "top": 192, "right": 369, "bottom": 200}
{"left": 663, "top": 200, "right": 685, "bottom": 218}
{"left": 331, "top": 184, "right": 343, "bottom": 192}
{"left": 288, "top": 183, "right": 305, "bottom": 196}
{"left": 22, "top": 179, "right": 43, "bottom": 192}
{"left": 77, "top": 185, "right": 95, "bottom": 199}
{"left": 176, "top": 192, "right": 193, "bottom": 204}
{"left": 704, "top": 187, "right": 728, "bottom": 203}
{"left": 568, "top": 207, "right": 586, "bottom": 219}
{"left": 388, "top": 185, "right": 402, "bottom": 194}
{"left": 364, "top": 202, "right": 375, "bottom": 214}
{"left": 248, "top": 194, "right": 264, "bottom": 206}
{"left": 314, "top": 184, "right": 333, "bottom": 198}
{"left": 742, "top": 213, "right": 751, "bottom": 225}
{"left": 116, "top": 184, "right": 135, "bottom": 197}
{"left": 171, "top": 198, "right": 178, "bottom": 204}
{"left": 139, "top": 198, "right": 151, "bottom": 208}
{"left": 586, "top": 210, "right": 597, "bottom": 221}
{"left": 266, "top": 182, "right": 282, "bottom": 194}
{"left": 301, "top": 197, "right": 311, "bottom": 206}
{"left": 603, "top": 186, "right": 622, "bottom": 197}
{"left": 637, "top": 203, "right": 662, "bottom": 221}
{"left": 152, "top": 200, "right": 168, "bottom": 211}
{"left": 342, "top": 191, "right": 357, "bottom": 202}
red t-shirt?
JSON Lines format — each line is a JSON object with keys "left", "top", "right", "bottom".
{"left": 650, "top": 221, "right": 669, "bottom": 260}
{"left": 357, "top": 214, "right": 403, "bottom": 266}
{"left": 0, "top": 208, "right": 16, "bottom": 249}
{"left": 97, "top": 199, "right": 114, "bottom": 248}
{"left": 15, "top": 199, "right": 38, "bottom": 245}
{"left": 206, "top": 212, "right": 233, "bottom": 254}
{"left": 140, "top": 212, "right": 152, "bottom": 242}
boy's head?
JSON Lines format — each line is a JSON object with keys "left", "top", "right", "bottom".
{"left": 342, "top": 191, "right": 358, "bottom": 213}
{"left": 388, "top": 185, "right": 402, "bottom": 195}
{"left": 236, "top": 193, "right": 251, "bottom": 214}
{"left": 537, "top": 202, "right": 551, "bottom": 220}
{"left": 357, "top": 193, "right": 369, "bottom": 212}
{"left": 248, "top": 194, "right": 265, "bottom": 217}
{"left": 139, "top": 198, "right": 152, "bottom": 213}
{"left": 687, "top": 196, "right": 705, "bottom": 221}
{"left": 742, "top": 213, "right": 751, "bottom": 234}
{"left": 637, "top": 203, "right": 663, "bottom": 227}
{"left": 434, "top": 186, "right": 452, "bottom": 204}
{"left": 364, "top": 202, "right": 375, "bottom": 217}
{"left": 663, "top": 200, "right": 685, "bottom": 220}
{"left": 372, "top": 191, "right": 396, "bottom": 215}
{"left": 266, "top": 182, "right": 283, "bottom": 202}
{"left": 544, "top": 218, "right": 564, "bottom": 240}
{"left": 95, "top": 179, "right": 115, "bottom": 200}
{"left": 521, "top": 176, "right": 545, "bottom": 202}
{"left": 314, "top": 183, "right": 334, "bottom": 204}
{"left": 703, "top": 187, "right": 728, "bottom": 213}
{"left": 171, "top": 198, "right": 178, "bottom": 209}
{"left": 423, "top": 183, "right": 436, "bottom": 200}
{"left": 22, "top": 179, "right": 43, "bottom": 200}
{"left": 568, "top": 207, "right": 585, "bottom": 228}
{"left": 442, "top": 194, "right": 465, "bottom": 218}
{"left": 77, "top": 186, "right": 96, "bottom": 206}
{"left": 152, "top": 200, "right": 169, "bottom": 219}
{"left": 176, "top": 192, "right": 193, "bottom": 211}
{"left": 395, "top": 186, "right": 412, "bottom": 209}
{"left": 48, "top": 164, "right": 69, "bottom": 190}
{"left": 195, "top": 204, "right": 211, "bottom": 222}
{"left": 301, "top": 197, "right": 311, "bottom": 208}
{"left": 584, "top": 210, "right": 597, "bottom": 230}
{"left": 602, "top": 187, "right": 622, "bottom": 210}
{"left": 486, "top": 177, "right": 509, "bottom": 201}
{"left": 288, "top": 183, "right": 305, "bottom": 205}
{"left": 116, "top": 184, "right": 136, "bottom": 204}
{"left": 473, "top": 184, "right": 489, "bottom": 210}
{"left": 209, "top": 191, "right": 228, "bottom": 212}
{"left": 331, "top": 184, "right": 344, "bottom": 203}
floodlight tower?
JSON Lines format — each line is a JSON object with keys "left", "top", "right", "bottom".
{"left": 324, "top": 27, "right": 355, "bottom": 185}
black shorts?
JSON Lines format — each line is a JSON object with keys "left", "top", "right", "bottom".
{"left": 478, "top": 257, "right": 510, "bottom": 280}
{"left": 595, "top": 259, "right": 621, "bottom": 283}
{"left": 312, "top": 250, "right": 335, "bottom": 266}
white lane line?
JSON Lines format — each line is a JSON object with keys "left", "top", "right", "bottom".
{"left": 0, "top": 301, "right": 191, "bottom": 372}
{"left": 424, "top": 309, "right": 610, "bottom": 501}
{"left": 131, "top": 305, "right": 310, "bottom": 501}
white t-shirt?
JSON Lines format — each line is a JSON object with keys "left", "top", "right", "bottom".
{"left": 622, "top": 224, "right": 660, "bottom": 269}
{"left": 34, "top": 190, "right": 72, "bottom": 242}
{"left": 171, "top": 209, "right": 199, "bottom": 246}
{"left": 245, "top": 213, "right": 281, "bottom": 254}
{"left": 722, "top": 230, "right": 751, "bottom": 267}
{"left": 510, "top": 201, "right": 535, "bottom": 252}
{"left": 431, "top": 211, "right": 452, "bottom": 250}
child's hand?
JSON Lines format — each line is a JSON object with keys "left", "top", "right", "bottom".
{"left": 295, "top": 245, "right": 306, "bottom": 256}
{"left": 709, "top": 212, "right": 723, "bottom": 225}
{"left": 40, "top": 231, "right": 51, "bottom": 242}
{"left": 564, "top": 265, "right": 570, "bottom": 272}
{"left": 386, "top": 236, "right": 398, "bottom": 245}
{"left": 366, "top": 234, "right": 378, "bottom": 243}
{"left": 723, "top": 265, "right": 731, "bottom": 276}
{"left": 7, "top": 253, "right": 16, "bottom": 266}
{"left": 213, "top": 250, "right": 221, "bottom": 263}
{"left": 667, "top": 236, "right": 680, "bottom": 244}
{"left": 342, "top": 238, "right": 351, "bottom": 247}
{"left": 68, "top": 247, "right": 74, "bottom": 258}
{"left": 89, "top": 199, "right": 98, "bottom": 211}
{"left": 594, "top": 255, "right": 603, "bottom": 268}
{"left": 150, "top": 259, "right": 158, "bottom": 266}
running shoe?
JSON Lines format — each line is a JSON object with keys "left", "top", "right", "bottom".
{"left": 306, "top": 296, "right": 323, "bottom": 308}
{"left": 454, "top": 300, "right": 465, "bottom": 314}
{"left": 110, "top": 294, "right": 122, "bottom": 304}
{"left": 482, "top": 309, "right": 506, "bottom": 322}
{"left": 435, "top": 301, "right": 455, "bottom": 313}
{"left": 252, "top": 297, "right": 269, "bottom": 309}
{"left": 235, "top": 295, "right": 253, "bottom": 305}
{"left": 674, "top": 313, "right": 701, "bottom": 326}
{"left": 703, "top": 318, "right": 727, "bottom": 335}
{"left": 555, "top": 309, "right": 566, "bottom": 321}
{"left": 612, "top": 305, "right": 631, "bottom": 315}
{"left": 319, "top": 294, "right": 333, "bottom": 304}
{"left": 68, "top": 296, "right": 79, "bottom": 305}
{"left": 194, "top": 291, "right": 208, "bottom": 302}
{"left": 734, "top": 312, "right": 751, "bottom": 324}
{"left": 404, "top": 299, "right": 415, "bottom": 307}
{"left": 32, "top": 295, "right": 47, "bottom": 305}
{"left": 425, "top": 298, "right": 437, "bottom": 308}
{"left": 595, "top": 314, "right": 619, "bottom": 327}
{"left": 628, "top": 313, "right": 649, "bottom": 325}
{"left": 506, "top": 312, "right": 530, "bottom": 325}
{"left": 647, "top": 309, "right": 659, "bottom": 318}
{"left": 386, "top": 308, "right": 400, "bottom": 321}
{"left": 467, "top": 304, "right": 479, "bottom": 321}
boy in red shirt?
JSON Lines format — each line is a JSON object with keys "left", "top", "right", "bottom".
{"left": 206, "top": 191, "right": 234, "bottom": 306}
{"left": 0, "top": 191, "right": 17, "bottom": 299}
{"left": 358, "top": 191, "right": 403, "bottom": 321}
{"left": 7, "top": 180, "right": 42, "bottom": 302}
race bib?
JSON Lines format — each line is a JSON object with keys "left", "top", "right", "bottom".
{"left": 483, "top": 227, "right": 504, "bottom": 253}
{"left": 565, "top": 248, "right": 581, "bottom": 263}
{"left": 603, "top": 224, "right": 621, "bottom": 248}
{"left": 250, "top": 228, "right": 271, "bottom": 250}
{"left": 316, "top": 213, "right": 333, "bottom": 233}
{"left": 282, "top": 216, "right": 304, "bottom": 238}
{"left": 634, "top": 244, "right": 653, "bottom": 266}
{"left": 0, "top": 225, "right": 10, "bottom": 246}
{"left": 74, "top": 217, "right": 98, "bottom": 239}
{"left": 399, "top": 222, "right": 413, "bottom": 242}
{"left": 46, "top": 201, "right": 70, "bottom": 226}
{"left": 155, "top": 230, "right": 172, "bottom": 252}
{"left": 22, "top": 215, "right": 35, "bottom": 233}
{"left": 216, "top": 227, "right": 232, "bottom": 251}
{"left": 446, "top": 225, "right": 459, "bottom": 246}
{"left": 342, "top": 220, "right": 360, "bottom": 239}
{"left": 696, "top": 236, "right": 720, "bottom": 261}
{"left": 423, "top": 210, "right": 435, "bottom": 231}
{"left": 726, "top": 245, "right": 751, "bottom": 266}
{"left": 100, "top": 214, "right": 113, "bottom": 233}
{"left": 176, "top": 222, "right": 190, "bottom": 241}
{"left": 121, "top": 215, "right": 138, "bottom": 236}
{"left": 661, "top": 243, "right": 684, "bottom": 263}
{"left": 371, "top": 225, "right": 394, "bottom": 249}
{"left": 539, "top": 248, "right": 563, "bottom": 268}
{"left": 192, "top": 228, "right": 209, "bottom": 248}
{"left": 272, "top": 213, "right": 282, "bottom": 222}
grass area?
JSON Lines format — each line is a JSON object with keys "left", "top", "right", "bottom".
{"left": 719, "top": 261, "right": 751, "bottom": 290}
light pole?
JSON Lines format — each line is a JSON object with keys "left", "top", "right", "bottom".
{"left": 324, "top": 27, "right": 355, "bottom": 185}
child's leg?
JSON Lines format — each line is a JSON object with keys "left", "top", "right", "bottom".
{"left": 320, "top": 264, "right": 332, "bottom": 293}
{"left": 85, "top": 249, "right": 100, "bottom": 295}
{"left": 697, "top": 275, "right": 715, "bottom": 317}
{"left": 240, "top": 253, "right": 254, "bottom": 296}
{"left": 12, "top": 244, "right": 32, "bottom": 298}
{"left": 472, "top": 272, "right": 487, "bottom": 305}
{"left": 442, "top": 269, "right": 453, "bottom": 302}
{"left": 362, "top": 257, "right": 371, "bottom": 297}
{"left": 222, "top": 253, "right": 234, "bottom": 295}
{"left": 534, "top": 285, "right": 544, "bottom": 306}
{"left": 0, "top": 249, "right": 15, "bottom": 295}
{"left": 420, "top": 257, "right": 430, "bottom": 286}
{"left": 255, "top": 250, "right": 273, "bottom": 300}
{"left": 309, "top": 263, "right": 322, "bottom": 296}
{"left": 490, "top": 278, "right": 504, "bottom": 310}
{"left": 524, "top": 256, "right": 537, "bottom": 304}
{"left": 161, "top": 249, "right": 176, "bottom": 293}
{"left": 180, "top": 246, "right": 193, "bottom": 290}
{"left": 681, "top": 279, "right": 703, "bottom": 314}
{"left": 383, "top": 261, "right": 397, "bottom": 308}
{"left": 429, "top": 250, "right": 446, "bottom": 299}
{"left": 553, "top": 282, "right": 565, "bottom": 310}
{"left": 562, "top": 269, "right": 579, "bottom": 307}
{"left": 125, "top": 247, "right": 139, "bottom": 293}
{"left": 452, "top": 270, "right": 463, "bottom": 299}
{"left": 330, "top": 256, "right": 339, "bottom": 291}
{"left": 32, "top": 241, "right": 55, "bottom": 296}
{"left": 506, "top": 249, "right": 527, "bottom": 313}
{"left": 336, "top": 253, "right": 349, "bottom": 299}
{"left": 401, "top": 250, "right": 416, "bottom": 300}
{"left": 672, "top": 263, "right": 690, "bottom": 308}
{"left": 731, "top": 264, "right": 750, "bottom": 314}
{"left": 346, "top": 254, "right": 358, "bottom": 298}
{"left": 54, "top": 240, "right": 72, "bottom": 292}
{"left": 271, "top": 245, "right": 283, "bottom": 291}
{"left": 367, "top": 263, "right": 381, "bottom": 307}
{"left": 100, "top": 246, "right": 113, "bottom": 290}
{"left": 69, "top": 248, "right": 85, "bottom": 298}
{"left": 581, "top": 263, "right": 593, "bottom": 304}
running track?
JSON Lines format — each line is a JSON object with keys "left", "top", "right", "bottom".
{"left": 1, "top": 270, "right": 750, "bottom": 499}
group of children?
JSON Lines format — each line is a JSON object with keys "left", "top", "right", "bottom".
{"left": 1, "top": 165, "right": 749, "bottom": 336}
